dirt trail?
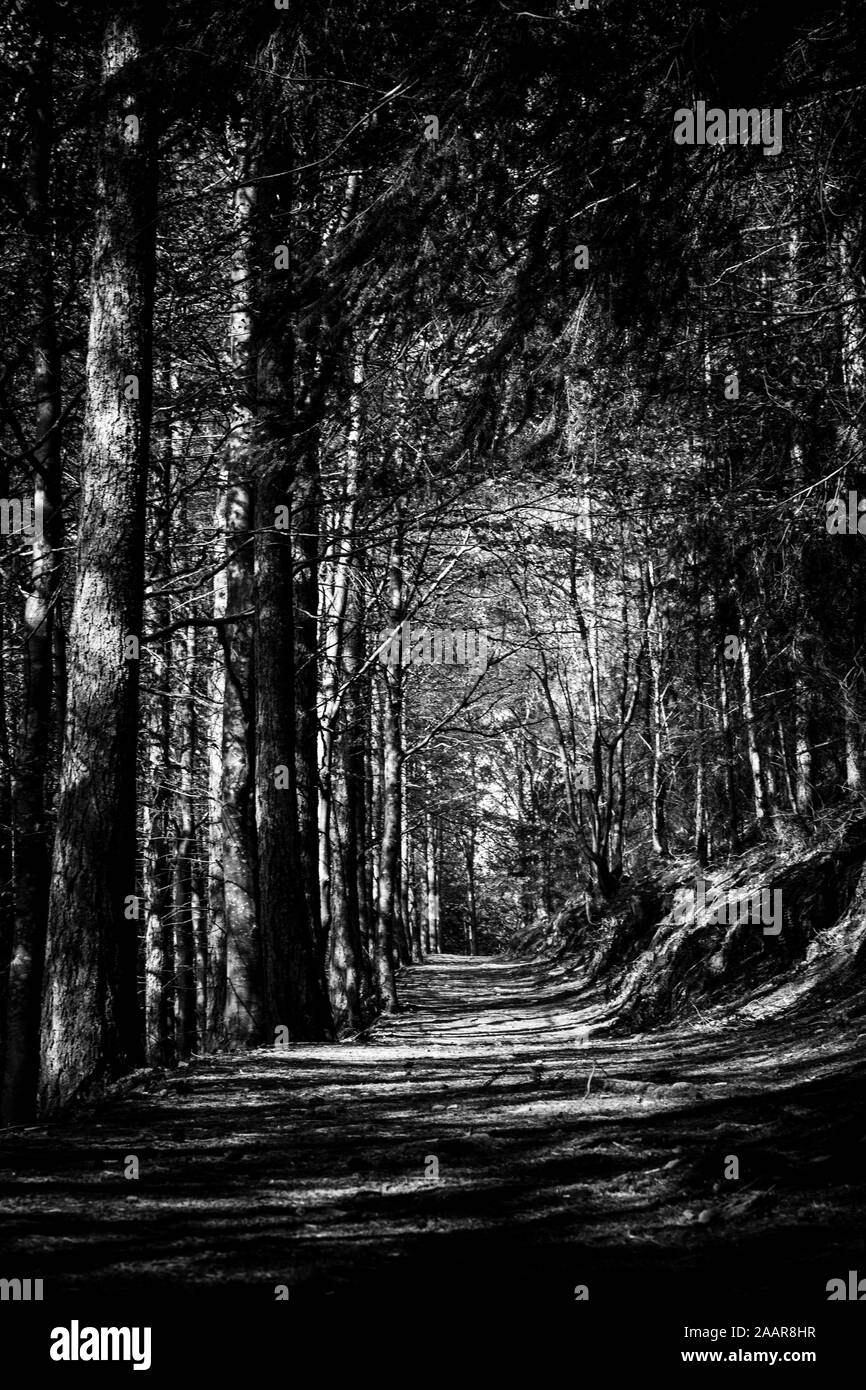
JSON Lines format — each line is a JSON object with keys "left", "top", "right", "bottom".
{"left": 1, "top": 955, "right": 863, "bottom": 1307}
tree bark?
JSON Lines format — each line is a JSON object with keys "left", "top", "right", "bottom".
{"left": 0, "top": 478, "right": 13, "bottom": 1082}
{"left": 645, "top": 562, "right": 669, "bottom": 857}
{"left": 374, "top": 543, "right": 404, "bottom": 1011}
{"left": 425, "top": 812, "right": 441, "bottom": 954}
{"left": 375, "top": 675, "right": 402, "bottom": 1008}
{"left": 39, "top": 2, "right": 158, "bottom": 1111}
{"left": 172, "top": 620, "right": 197, "bottom": 1059}
{"left": 221, "top": 158, "right": 262, "bottom": 1047}
{"left": 3, "top": 0, "right": 64, "bottom": 1122}
{"left": 715, "top": 605, "right": 740, "bottom": 849}
{"left": 252, "top": 113, "right": 331, "bottom": 1040}
{"left": 206, "top": 466, "right": 227, "bottom": 1048}
{"left": 739, "top": 612, "right": 770, "bottom": 830}
{"left": 142, "top": 368, "right": 173, "bottom": 1068}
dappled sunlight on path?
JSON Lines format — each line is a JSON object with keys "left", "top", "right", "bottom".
{"left": 1, "top": 955, "right": 863, "bottom": 1305}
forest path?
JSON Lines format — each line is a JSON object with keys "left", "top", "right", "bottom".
{"left": 1, "top": 954, "right": 864, "bottom": 1305}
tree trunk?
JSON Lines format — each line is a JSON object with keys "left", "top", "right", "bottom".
{"left": 464, "top": 838, "right": 478, "bottom": 956}
{"left": 716, "top": 635, "right": 740, "bottom": 849}
{"left": 375, "top": 675, "right": 401, "bottom": 1009}
{"left": 692, "top": 596, "right": 708, "bottom": 866}
{"left": 39, "top": 2, "right": 158, "bottom": 1111}
{"left": 645, "top": 563, "right": 668, "bottom": 857}
{"left": 252, "top": 118, "right": 331, "bottom": 1040}
{"left": 206, "top": 465, "right": 227, "bottom": 1049}
{"left": 425, "top": 814, "right": 441, "bottom": 954}
{"left": 325, "top": 576, "right": 365, "bottom": 1031}
{"left": 221, "top": 157, "right": 262, "bottom": 1047}
{"left": 845, "top": 711, "right": 862, "bottom": 794}
{"left": 142, "top": 369, "right": 173, "bottom": 1068}
{"left": 354, "top": 586, "right": 375, "bottom": 988}
{"left": 192, "top": 858, "right": 207, "bottom": 1045}
{"left": 293, "top": 433, "right": 323, "bottom": 953}
{"left": 738, "top": 613, "right": 770, "bottom": 830}
{"left": 374, "top": 542, "right": 404, "bottom": 1011}
{"left": 320, "top": 347, "right": 365, "bottom": 1027}
{"left": 405, "top": 817, "right": 423, "bottom": 962}
{"left": 3, "top": 0, "right": 64, "bottom": 1122}
{"left": 172, "top": 620, "right": 197, "bottom": 1059}
{"left": 327, "top": 696, "right": 363, "bottom": 1031}
{"left": 839, "top": 224, "right": 866, "bottom": 798}
{"left": 0, "top": 563, "right": 12, "bottom": 1079}
{"left": 420, "top": 797, "right": 431, "bottom": 955}
{"left": 407, "top": 830, "right": 422, "bottom": 962}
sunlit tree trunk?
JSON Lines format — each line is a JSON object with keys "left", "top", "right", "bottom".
{"left": 142, "top": 368, "right": 173, "bottom": 1068}
{"left": 839, "top": 223, "right": 866, "bottom": 795}
{"left": 425, "top": 813, "right": 441, "bottom": 954}
{"left": 221, "top": 151, "right": 262, "bottom": 1047}
{"left": 374, "top": 543, "right": 403, "bottom": 1010}
{"left": 376, "top": 677, "right": 402, "bottom": 1007}
{"left": 39, "top": 2, "right": 158, "bottom": 1111}
{"left": 321, "top": 346, "right": 364, "bottom": 1027}
{"left": 715, "top": 605, "right": 740, "bottom": 849}
{"left": 844, "top": 699, "right": 862, "bottom": 795}
{"left": 206, "top": 465, "right": 227, "bottom": 1049}
{"left": 352, "top": 600, "right": 375, "bottom": 1001}
{"left": 644, "top": 562, "right": 669, "bottom": 857}
{"left": 738, "top": 613, "right": 770, "bottom": 830}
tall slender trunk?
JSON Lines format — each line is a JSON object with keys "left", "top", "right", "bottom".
{"left": 327, "top": 674, "right": 363, "bottom": 1031}
{"left": 3, "top": 0, "right": 63, "bottom": 1122}
{"left": 222, "top": 155, "right": 262, "bottom": 1047}
{"left": 206, "top": 465, "right": 227, "bottom": 1048}
{"left": 354, "top": 584, "right": 375, "bottom": 987}
{"left": 376, "top": 677, "right": 401, "bottom": 1009}
{"left": 693, "top": 598, "right": 708, "bottom": 866}
{"left": 404, "top": 799, "right": 423, "bottom": 962}
{"left": 172, "top": 621, "right": 197, "bottom": 1059}
{"left": 321, "top": 346, "right": 364, "bottom": 1026}
{"left": 293, "top": 432, "right": 323, "bottom": 953}
{"left": 715, "top": 622, "right": 740, "bottom": 849}
{"left": 434, "top": 828, "right": 444, "bottom": 952}
{"left": 252, "top": 112, "right": 330, "bottom": 1040}
{"left": 360, "top": 672, "right": 376, "bottom": 965}
{"left": 645, "top": 563, "right": 668, "bottom": 857}
{"left": 324, "top": 571, "right": 365, "bottom": 1031}
{"left": 425, "top": 813, "right": 441, "bottom": 954}
{"left": 738, "top": 613, "right": 769, "bottom": 830}
{"left": 775, "top": 711, "right": 797, "bottom": 815}
{"left": 839, "top": 224, "right": 866, "bottom": 795}
{"left": 371, "top": 684, "right": 384, "bottom": 916}
{"left": 0, "top": 475, "right": 13, "bottom": 1079}
{"left": 464, "top": 835, "right": 478, "bottom": 956}
{"left": 406, "top": 828, "right": 422, "bottom": 962}
{"left": 374, "top": 544, "right": 404, "bottom": 1011}
{"left": 143, "top": 369, "right": 173, "bottom": 1067}
{"left": 192, "top": 858, "right": 207, "bottom": 1044}
{"left": 39, "top": 2, "right": 158, "bottom": 1110}
{"left": 400, "top": 787, "right": 412, "bottom": 959}
{"left": 419, "top": 774, "right": 431, "bottom": 955}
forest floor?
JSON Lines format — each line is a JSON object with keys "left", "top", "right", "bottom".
{"left": 1, "top": 954, "right": 865, "bottom": 1311}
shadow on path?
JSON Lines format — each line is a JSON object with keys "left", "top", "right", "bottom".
{"left": 1, "top": 954, "right": 864, "bottom": 1309}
